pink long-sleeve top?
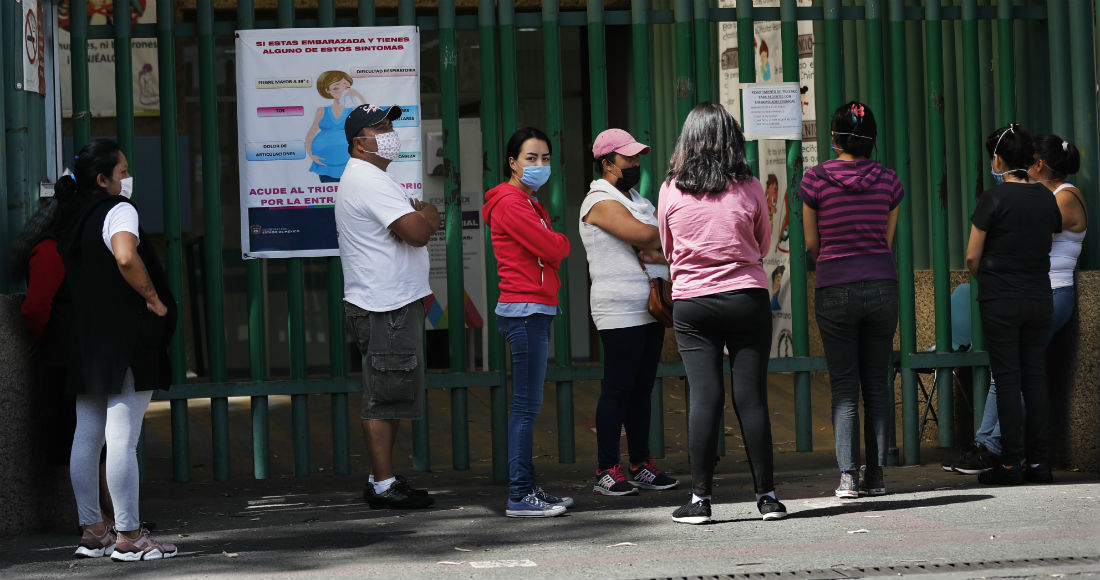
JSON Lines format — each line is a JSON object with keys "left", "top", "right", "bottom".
{"left": 657, "top": 177, "right": 770, "bottom": 300}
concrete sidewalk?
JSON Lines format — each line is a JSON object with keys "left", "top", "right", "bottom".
{"left": 2, "top": 448, "right": 1097, "bottom": 580}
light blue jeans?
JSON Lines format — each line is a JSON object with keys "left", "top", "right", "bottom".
{"left": 499, "top": 314, "right": 553, "bottom": 499}
{"left": 974, "top": 286, "right": 1074, "bottom": 455}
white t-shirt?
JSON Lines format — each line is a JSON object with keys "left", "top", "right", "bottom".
{"left": 335, "top": 157, "right": 431, "bottom": 312}
{"left": 101, "top": 203, "right": 140, "bottom": 256}
{"left": 579, "top": 179, "right": 668, "bottom": 330}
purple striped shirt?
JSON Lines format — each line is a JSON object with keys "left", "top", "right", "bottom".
{"left": 798, "top": 159, "right": 904, "bottom": 288}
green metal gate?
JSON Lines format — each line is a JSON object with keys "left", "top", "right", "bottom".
{"left": 2, "top": 0, "right": 1097, "bottom": 483}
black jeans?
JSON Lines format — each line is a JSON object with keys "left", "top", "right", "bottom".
{"left": 979, "top": 297, "right": 1052, "bottom": 466}
{"left": 674, "top": 289, "right": 774, "bottom": 497}
{"left": 815, "top": 279, "right": 898, "bottom": 472}
{"left": 596, "top": 323, "right": 666, "bottom": 470}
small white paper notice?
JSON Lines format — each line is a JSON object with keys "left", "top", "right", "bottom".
{"left": 741, "top": 83, "right": 803, "bottom": 141}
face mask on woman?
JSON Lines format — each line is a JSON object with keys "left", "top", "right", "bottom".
{"left": 613, "top": 165, "right": 641, "bottom": 192}
{"left": 119, "top": 177, "right": 134, "bottom": 199}
{"left": 520, "top": 165, "right": 551, "bottom": 191}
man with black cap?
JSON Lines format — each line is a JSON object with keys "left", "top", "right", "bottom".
{"left": 336, "top": 104, "right": 440, "bottom": 509}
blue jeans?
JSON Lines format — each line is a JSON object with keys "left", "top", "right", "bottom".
{"left": 815, "top": 279, "right": 899, "bottom": 472}
{"left": 974, "top": 286, "right": 1073, "bottom": 455}
{"left": 499, "top": 314, "right": 553, "bottom": 499}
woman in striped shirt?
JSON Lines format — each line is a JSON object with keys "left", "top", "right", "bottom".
{"left": 799, "top": 101, "right": 904, "bottom": 499}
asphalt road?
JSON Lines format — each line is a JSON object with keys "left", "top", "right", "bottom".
{"left": 3, "top": 451, "right": 1097, "bottom": 580}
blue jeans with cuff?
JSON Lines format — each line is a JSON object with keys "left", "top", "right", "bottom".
{"left": 499, "top": 314, "right": 553, "bottom": 499}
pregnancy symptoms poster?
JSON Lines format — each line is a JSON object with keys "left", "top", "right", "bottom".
{"left": 235, "top": 27, "right": 421, "bottom": 258}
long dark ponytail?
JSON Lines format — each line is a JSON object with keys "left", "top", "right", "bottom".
{"left": 54, "top": 139, "right": 123, "bottom": 228}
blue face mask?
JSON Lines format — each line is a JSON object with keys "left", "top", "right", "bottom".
{"left": 990, "top": 167, "right": 1006, "bottom": 185}
{"left": 519, "top": 165, "right": 551, "bottom": 191}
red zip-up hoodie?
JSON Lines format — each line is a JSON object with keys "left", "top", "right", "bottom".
{"left": 483, "top": 182, "right": 571, "bottom": 305}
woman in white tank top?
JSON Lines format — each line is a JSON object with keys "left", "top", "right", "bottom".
{"left": 947, "top": 134, "right": 1087, "bottom": 481}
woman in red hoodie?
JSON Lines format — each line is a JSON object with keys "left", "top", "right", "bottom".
{"left": 483, "top": 127, "right": 572, "bottom": 518}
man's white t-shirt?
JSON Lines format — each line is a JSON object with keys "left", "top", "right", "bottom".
{"left": 101, "top": 203, "right": 140, "bottom": 256}
{"left": 335, "top": 157, "right": 431, "bottom": 312}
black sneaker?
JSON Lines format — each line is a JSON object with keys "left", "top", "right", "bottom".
{"left": 367, "top": 480, "right": 435, "bottom": 509}
{"left": 835, "top": 471, "right": 859, "bottom": 498}
{"left": 1024, "top": 463, "right": 1053, "bottom": 484}
{"left": 593, "top": 466, "right": 639, "bottom": 496}
{"left": 942, "top": 444, "right": 977, "bottom": 472}
{"left": 628, "top": 459, "right": 680, "bottom": 491}
{"left": 672, "top": 499, "right": 712, "bottom": 524}
{"left": 978, "top": 463, "right": 1024, "bottom": 485}
{"left": 858, "top": 465, "right": 886, "bottom": 496}
{"left": 953, "top": 444, "right": 1000, "bottom": 475}
{"left": 757, "top": 496, "right": 788, "bottom": 520}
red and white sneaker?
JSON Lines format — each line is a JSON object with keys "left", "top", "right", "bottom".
{"left": 628, "top": 459, "right": 680, "bottom": 490}
{"left": 593, "top": 465, "right": 639, "bottom": 495}
{"left": 111, "top": 528, "right": 179, "bottom": 561}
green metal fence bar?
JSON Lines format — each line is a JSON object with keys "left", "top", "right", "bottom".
{"left": 1045, "top": 1, "right": 1070, "bottom": 139}
{"left": 316, "top": 0, "right": 350, "bottom": 477}
{"left": 673, "top": 0, "right": 693, "bottom": 123}
{"left": 692, "top": 0, "right": 711, "bottom": 105}
{"left": 157, "top": 0, "right": 191, "bottom": 483}
{"left": 889, "top": 0, "right": 919, "bottom": 465}
{"left": 112, "top": 0, "right": 134, "bottom": 161}
{"left": 3, "top": 1, "right": 28, "bottom": 245}
{"left": 736, "top": 0, "right": 757, "bottom": 174}
{"left": 498, "top": 0, "right": 518, "bottom": 139}
{"left": 542, "top": 0, "right": 576, "bottom": 464}
{"left": 197, "top": 0, "right": 229, "bottom": 482}
{"left": 1070, "top": 0, "right": 1099, "bottom": 271}
{"left": 841, "top": 1, "right": 859, "bottom": 105}
{"left": 359, "top": 0, "right": 376, "bottom": 26}
{"left": 961, "top": 0, "right": 989, "bottom": 434}
{"left": 588, "top": 0, "right": 608, "bottom": 137}
{"left": 865, "top": 0, "right": 885, "bottom": 162}
{"left": 823, "top": 0, "right": 843, "bottom": 144}
{"left": 924, "top": 0, "right": 954, "bottom": 448}
{"left": 633, "top": 0, "right": 656, "bottom": 202}
{"left": 781, "top": 0, "right": 812, "bottom": 453}
{"left": 0, "top": 0, "right": 7, "bottom": 292}
{"left": 942, "top": 12, "right": 963, "bottom": 271}
{"left": 69, "top": 0, "right": 90, "bottom": 149}
{"left": 439, "top": 0, "right": 470, "bottom": 471}
{"left": 478, "top": 0, "right": 508, "bottom": 483}
{"left": 237, "top": 0, "right": 269, "bottom": 481}
{"left": 996, "top": 0, "right": 1014, "bottom": 124}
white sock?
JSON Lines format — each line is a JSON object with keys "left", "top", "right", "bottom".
{"left": 756, "top": 491, "right": 776, "bottom": 501}
{"left": 1029, "top": 463, "right": 1040, "bottom": 468}
{"left": 691, "top": 493, "right": 711, "bottom": 504}
{"left": 373, "top": 476, "right": 396, "bottom": 494}
{"left": 368, "top": 475, "right": 375, "bottom": 483}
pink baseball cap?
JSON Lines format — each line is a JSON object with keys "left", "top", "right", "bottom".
{"left": 592, "top": 128, "right": 651, "bottom": 158}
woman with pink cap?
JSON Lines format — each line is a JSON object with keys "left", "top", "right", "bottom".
{"left": 580, "top": 128, "right": 680, "bottom": 497}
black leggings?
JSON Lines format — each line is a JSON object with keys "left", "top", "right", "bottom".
{"left": 674, "top": 289, "right": 774, "bottom": 497}
{"left": 595, "top": 323, "right": 665, "bottom": 470}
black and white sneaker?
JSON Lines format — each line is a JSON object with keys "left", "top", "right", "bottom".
{"left": 628, "top": 459, "right": 680, "bottom": 490}
{"left": 672, "top": 499, "right": 712, "bottom": 524}
{"left": 593, "top": 466, "right": 639, "bottom": 496}
{"left": 858, "top": 465, "right": 886, "bottom": 496}
{"left": 953, "top": 444, "right": 1000, "bottom": 475}
{"left": 757, "top": 496, "right": 788, "bottom": 520}
{"left": 835, "top": 471, "right": 859, "bottom": 498}
{"left": 533, "top": 486, "right": 574, "bottom": 508}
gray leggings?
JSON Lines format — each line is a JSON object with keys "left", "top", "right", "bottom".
{"left": 70, "top": 370, "right": 153, "bottom": 531}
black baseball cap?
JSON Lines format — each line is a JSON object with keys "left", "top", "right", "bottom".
{"left": 345, "top": 104, "right": 403, "bottom": 145}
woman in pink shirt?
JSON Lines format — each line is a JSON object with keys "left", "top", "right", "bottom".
{"left": 658, "top": 102, "right": 787, "bottom": 525}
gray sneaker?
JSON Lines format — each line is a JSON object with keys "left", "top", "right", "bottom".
{"left": 835, "top": 471, "right": 859, "bottom": 498}
{"left": 859, "top": 465, "right": 886, "bottom": 496}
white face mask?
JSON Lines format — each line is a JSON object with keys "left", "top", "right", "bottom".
{"left": 368, "top": 131, "right": 401, "bottom": 161}
{"left": 119, "top": 177, "right": 134, "bottom": 199}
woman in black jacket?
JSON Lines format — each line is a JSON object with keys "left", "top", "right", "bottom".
{"left": 55, "top": 139, "right": 178, "bottom": 561}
